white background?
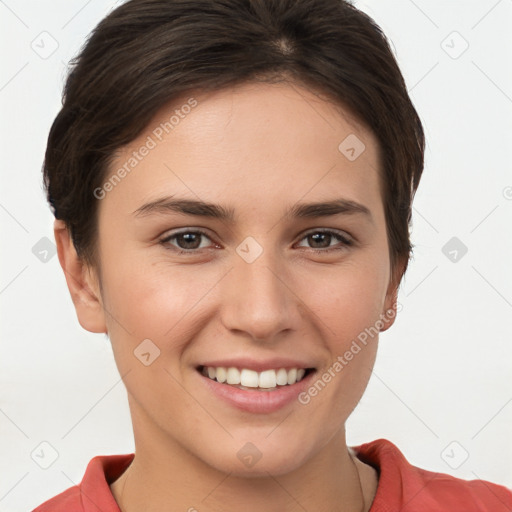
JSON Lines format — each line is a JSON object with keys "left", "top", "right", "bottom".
{"left": 1, "top": 0, "right": 511, "bottom": 510}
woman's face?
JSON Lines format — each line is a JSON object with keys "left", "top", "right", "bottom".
{"left": 85, "top": 82, "right": 399, "bottom": 475}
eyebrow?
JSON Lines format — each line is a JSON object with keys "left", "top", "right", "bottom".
{"left": 132, "top": 196, "right": 373, "bottom": 223}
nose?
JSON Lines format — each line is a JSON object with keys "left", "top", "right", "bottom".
{"left": 219, "top": 242, "right": 301, "bottom": 342}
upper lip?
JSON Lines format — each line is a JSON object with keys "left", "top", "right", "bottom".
{"left": 198, "top": 358, "right": 316, "bottom": 373}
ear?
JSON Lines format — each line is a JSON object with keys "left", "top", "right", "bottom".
{"left": 379, "top": 257, "right": 406, "bottom": 333}
{"left": 54, "top": 219, "right": 107, "bottom": 333}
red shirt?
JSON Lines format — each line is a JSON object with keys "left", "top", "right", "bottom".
{"left": 32, "top": 438, "right": 512, "bottom": 511}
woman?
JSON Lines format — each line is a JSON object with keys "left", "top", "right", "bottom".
{"left": 34, "top": 0, "right": 512, "bottom": 510}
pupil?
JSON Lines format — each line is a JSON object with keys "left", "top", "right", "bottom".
{"left": 310, "top": 233, "right": 330, "bottom": 248}
{"left": 178, "top": 233, "right": 200, "bottom": 249}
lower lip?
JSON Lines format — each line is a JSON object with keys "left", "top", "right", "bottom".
{"left": 197, "top": 370, "right": 316, "bottom": 414}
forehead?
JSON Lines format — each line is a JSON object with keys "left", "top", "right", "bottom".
{"left": 101, "top": 81, "right": 382, "bottom": 221}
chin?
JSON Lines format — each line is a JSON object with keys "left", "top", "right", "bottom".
{"left": 194, "top": 434, "right": 315, "bottom": 477}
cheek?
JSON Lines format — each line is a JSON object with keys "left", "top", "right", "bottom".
{"left": 300, "top": 259, "right": 387, "bottom": 348}
{"left": 297, "top": 267, "right": 383, "bottom": 423}
{"left": 99, "top": 257, "right": 227, "bottom": 389}
{"left": 101, "top": 254, "right": 202, "bottom": 339}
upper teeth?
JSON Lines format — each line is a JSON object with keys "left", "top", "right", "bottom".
{"left": 202, "top": 366, "right": 307, "bottom": 388}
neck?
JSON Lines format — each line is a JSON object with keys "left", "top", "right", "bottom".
{"left": 111, "top": 403, "right": 377, "bottom": 512}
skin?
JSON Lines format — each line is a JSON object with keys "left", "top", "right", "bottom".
{"left": 55, "top": 81, "right": 404, "bottom": 511}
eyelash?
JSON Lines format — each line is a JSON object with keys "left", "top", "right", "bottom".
{"left": 159, "top": 229, "right": 354, "bottom": 255}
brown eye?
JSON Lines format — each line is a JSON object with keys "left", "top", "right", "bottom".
{"left": 160, "top": 229, "right": 215, "bottom": 253}
{"left": 297, "top": 230, "right": 353, "bottom": 252}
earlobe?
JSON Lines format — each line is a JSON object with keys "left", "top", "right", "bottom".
{"left": 54, "top": 219, "right": 107, "bottom": 334}
{"left": 380, "top": 291, "right": 398, "bottom": 333}
{"left": 379, "top": 259, "right": 405, "bottom": 333}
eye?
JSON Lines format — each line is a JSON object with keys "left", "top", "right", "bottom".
{"left": 296, "top": 229, "right": 353, "bottom": 252}
{"left": 159, "top": 228, "right": 353, "bottom": 255}
{"left": 160, "top": 229, "right": 217, "bottom": 254}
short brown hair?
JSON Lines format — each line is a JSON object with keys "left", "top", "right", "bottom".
{"left": 43, "top": 0, "right": 424, "bottom": 287}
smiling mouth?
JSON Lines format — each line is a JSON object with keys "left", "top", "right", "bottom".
{"left": 198, "top": 365, "right": 316, "bottom": 391}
